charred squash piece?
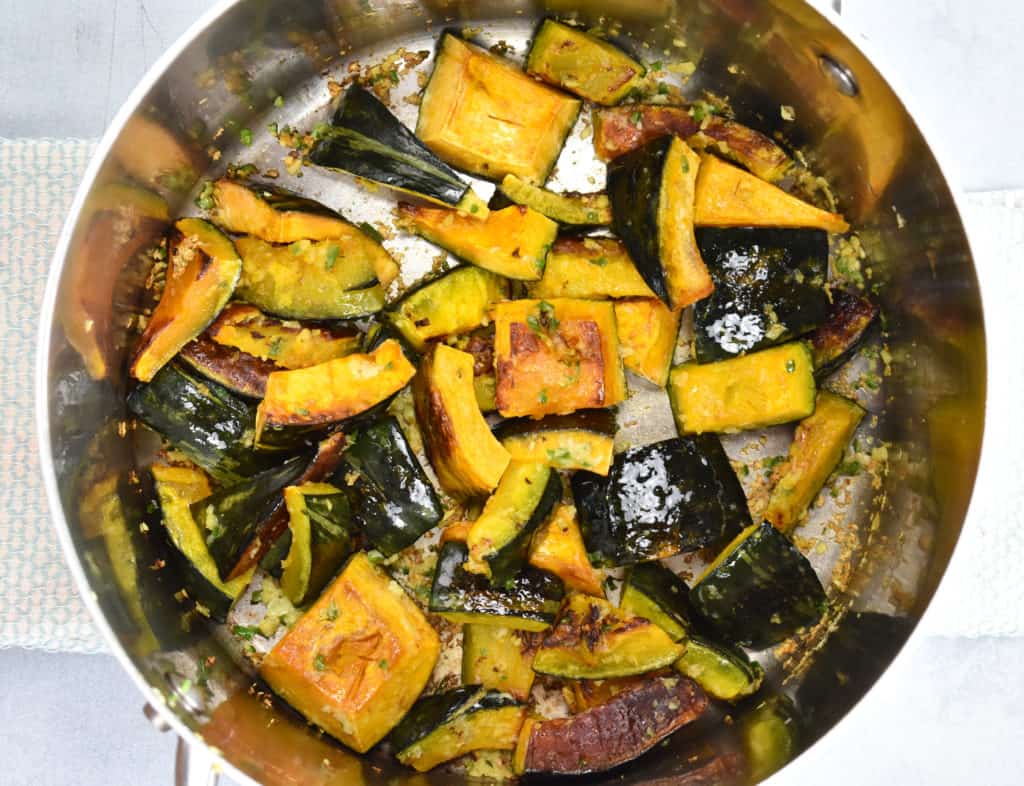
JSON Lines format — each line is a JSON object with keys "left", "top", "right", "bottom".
{"left": 152, "top": 464, "right": 252, "bottom": 621}
{"left": 614, "top": 298, "right": 681, "bottom": 386}
{"left": 513, "top": 676, "right": 707, "bottom": 775}
{"left": 255, "top": 339, "right": 415, "bottom": 439}
{"left": 462, "top": 625, "right": 541, "bottom": 701}
{"left": 764, "top": 391, "right": 865, "bottom": 533}
{"left": 391, "top": 687, "right": 526, "bottom": 772}
{"left": 498, "top": 175, "right": 612, "bottom": 226}
{"left": 398, "top": 203, "right": 557, "bottom": 281}
{"left": 412, "top": 344, "right": 511, "bottom": 498}
{"left": 669, "top": 342, "right": 817, "bottom": 434}
{"left": 208, "top": 303, "right": 360, "bottom": 369}
{"left": 527, "top": 237, "right": 655, "bottom": 300}
{"left": 528, "top": 504, "right": 604, "bottom": 597}
{"left": 417, "top": 32, "right": 581, "bottom": 183}
{"left": 691, "top": 521, "right": 828, "bottom": 648}
{"left": 526, "top": 19, "right": 644, "bottom": 105}
{"left": 178, "top": 335, "right": 278, "bottom": 399}
{"left": 695, "top": 155, "right": 850, "bottom": 233}
{"left": 429, "top": 541, "right": 565, "bottom": 632}
{"left": 607, "top": 136, "right": 714, "bottom": 309}
{"left": 386, "top": 266, "right": 508, "bottom": 351}
{"left": 493, "top": 298, "right": 626, "bottom": 418}
{"left": 593, "top": 104, "right": 793, "bottom": 183}
{"left": 130, "top": 218, "right": 242, "bottom": 382}
{"left": 562, "top": 674, "right": 653, "bottom": 713}
{"left": 466, "top": 462, "right": 562, "bottom": 585}
{"left": 533, "top": 594, "right": 685, "bottom": 679}
{"left": 494, "top": 409, "right": 616, "bottom": 476}
{"left": 809, "top": 289, "right": 880, "bottom": 377}
{"left": 280, "top": 482, "right": 356, "bottom": 605}
{"left": 261, "top": 552, "right": 440, "bottom": 753}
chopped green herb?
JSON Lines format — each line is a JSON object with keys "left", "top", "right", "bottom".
{"left": 657, "top": 82, "right": 670, "bottom": 95}
{"left": 379, "top": 658, "right": 389, "bottom": 670}
{"left": 358, "top": 221, "right": 383, "bottom": 243}
{"left": 239, "top": 128, "right": 253, "bottom": 146}
{"left": 314, "top": 653, "right": 327, "bottom": 671}
{"left": 296, "top": 407, "right": 311, "bottom": 416}
{"left": 322, "top": 601, "right": 340, "bottom": 622}
{"left": 267, "top": 121, "right": 278, "bottom": 136}
{"left": 589, "top": 256, "right": 609, "bottom": 267}
{"left": 586, "top": 211, "right": 598, "bottom": 222}
{"left": 690, "top": 104, "right": 706, "bottom": 123}
{"left": 470, "top": 204, "right": 479, "bottom": 213}
{"left": 630, "top": 110, "right": 643, "bottom": 124}
{"left": 538, "top": 389, "right": 549, "bottom": 404}
{"left": 762, "top": 455, "right": 787, "bottom": 470}
{"left": 681, "top": 157, "right": 690, "bottom": 173}
{"left": 835, "top": 460, "right": 864, "bottom": 476}
{"left": 785, "top": 359, "right": 796, "bottom": 373}
{"left": 194, "top": 181, "right": 216, "bottom": 211}
{"left": 650, "top": 61, "right": 663, "bottom": 71}
{"left": 267, "top": 337, "right": 284, "bottom": 358}
{"left": 250, "top": 589, "right": 263, "bottom": 604}
{"left": 232, "top": 624, "right": 259, "bottom": 640}
{"left": 273, "top": 95, "right": 284, "bottom": 108}
{"left": 312, "top": 122, "right": 331, "bottom": 140}
{"left": 324, "top": 243, "right": 340, "bottom": 270}
{"left": 545, "top": 447, "right": 574, "bottom": 464}
{"left": 179, "top": 678, "right": 193, "bottom": 693}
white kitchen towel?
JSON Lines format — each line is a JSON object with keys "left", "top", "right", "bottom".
{"left": 0, "top": 138, "right": 1020, "bottom": 653}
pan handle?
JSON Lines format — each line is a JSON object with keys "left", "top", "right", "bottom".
{"left": 175, "top": 738, "right": 221, "bottom": 786}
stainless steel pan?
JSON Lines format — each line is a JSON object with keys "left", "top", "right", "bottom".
{"left": 35, "top": 1, "right": 986, "bottom": 784}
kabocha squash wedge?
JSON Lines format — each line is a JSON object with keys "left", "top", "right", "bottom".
{"left": 526, "top": 19, "right": 645, "bottom": 105}
{"left": 528, "top": 504, "right": 604, "bottom": 597}
{"left": 462, "top": 625, "right": 541, "bottom": 701}
{"left": 620, "top": 561, "right": 694, "bottom": 642}
{"left": 255, "top": 340, "right": 415, "bottom": 439}
{"left": 527, "top": 237, "right": 655, "bottom": 300}
{"left": 179, "top": 335, "right": 279, "bottom": 399}
{"left": 691, "top": 521, "right": 828, "bottom": 648}
{"left": 532, "top": 594, "right": 685, "bottom": 679}
{"left": 233, "top": 235, "right": 386, "bottom": 320}
{"left": 562, "top": 674, "right": 652, "bottom": 713}
{"left": 809, "top": 289, "right": 880, "bottom": 377}
{"left": 607, "top": 136, "right": 714, "bottom": 309}
{"left": 417, "top": 33, "right": 581, "bottom": 183}
{"left": 310, "top": 84, "right": 472, "bottom": 207}
{"left": 498, "top": 175, "right": 612, "bottom": 226}
{"left": 386, "top": 266, "right": 508, "bottom": 351}
{"left": 669, "top": 342, "right": 817, "bottom": 434}
{"left": 130, "top": 219, "right": 242, "bottom": 382}
{"left": 764, "top": 391, "right": 866, "bottom": 533}
{"left": 413, "top": 344, "right": 511, "bottom": 498}
{"left": 513, "top": 677, "right": 707, "bottom": 775}
{"left": 152, "top": 464, "right": 253, "bottom": 620}
{"left": 398, "top": 203, "right": 557, "bottom": 281}
{"left": 391, "top": 687, "right": 526, "bottom": 772}
{"left": 493, "top": 299, "right": 626, "bottom": 418}
{"left": 280, "top": 483, "right": 356, "bottom": 605}
{"left": 614, "top": 298, "right": 681, "bottom": 386}
{"left": 260, "top": 552, "right": 440, "bottom": 753}
{"left": 494, "top": 409, "right": 616, "bottom": 475}
{"left": 740, "top": 695, "right": 800, "bottom": 782}
{"left": 594, "top": 104, "right": 793, "bottom": 183}
{"left": 694, "top": 155, "right": 850, "bottom": 233}
{"left": 694, "top": 228, "right": 829, "bottom": 362}
{"left": 466, "top": 461, "right": 562, "bottom": 584}
{"left": 674, "top": 635, "right": 765, "bottom": 702}
{"left": 429, "top": 541, "right": 565, "bottom": 632}
{"left": 208, "top": 304, "right": 360, "bottom": 369}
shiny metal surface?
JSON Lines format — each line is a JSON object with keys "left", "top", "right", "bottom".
{"left": 35, "top": 1, "right": 985, "bottom": 785}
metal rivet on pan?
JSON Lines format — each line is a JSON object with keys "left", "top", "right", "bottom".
{"left": 143, "top": 702, "right": 172, "bottom": 732}
{"left": 818, "top": 54, "right": 859, "bottom": 97}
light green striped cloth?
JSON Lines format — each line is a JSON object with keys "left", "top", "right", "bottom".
{"left": 0, "top": 138, "right": 1021, "bottom": 653}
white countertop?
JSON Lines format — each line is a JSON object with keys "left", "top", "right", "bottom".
{"left": 2, "top": 1, "right": 1022, "bottom": 784}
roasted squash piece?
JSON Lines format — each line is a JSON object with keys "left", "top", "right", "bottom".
{"left": 261, "top": 552, "right": 440, "bottom": 753}
{"left": 130, "top": 219, "right": 241, "bottom": 382}
{"left": 526, "top": 19, "right": 644, "bottom": 105}
{"left": 391, "top": 687, "right": 526, "bottom": 772}
{"left": 669, "top": 342, "right": 817, "bottom": 434}
{"left": 413, "top": 344, "right": 510, "bottom": 498}
{"left": 695, "top": 155, "right": 850, "bottom": 232}
{"left": 209, "top": 304, "right": 359, "bottom": 369}
{"left": 529, "top": 504, "right": 604, "bottom": 597}
{"left": 533, "top": 594, "right": 685, "bottom": 679}
{"left": 280, "top": 482, "right": 355, "bottom": 605}
{"left": 462, "top": 625, "right": 541, "bottom": 701}
{"left": 417, "top": 33, "right": 581, "bottom": 183}
{"left": 619, "top": 561, "right": 693, "bottom": 642}
{"left": 527, "top": 237, "right": 655, "bottom": 300}
{"left": 764, "top": 391, "right": 865, "bottom": 533}
{"left": 593, "top": 104, "right": 793, "bottom": 183}
{"left": 740, "top": 695, "right": 799, "bottom": 782}
{"left": 255, "top": 340, "right": 415, "bottom": 438}
{"left": 674, "top": 635, "right": 765, "bottom": 702}
{"left": 495, "top": 409, "right": 616, "bottom": 475}
{"left": 398, "top": 203, "right": 557, "bottom": 281}
{"left": 562, "top": 674, "right": 653, "bottom": 713}
{"left": 809, "top": 289, "right": 880, "bottom": 377}
{"left": 614, "top": 298, "right": 681, "bottom": 386}
{"left": 179, "top": 335, "right": 278, "bottom": 399}
{"left": 607, "top": 136, "right": 714, "bottom": 310}
{"left": 386, "top": 266, "right": 507, "bottom": 351}
{"left": 513, "top": 677, "right": 707, "bottom": 775}
{"left": 493, "top": 299, "right": 626, "bottom": 418}
{"left": 498, "top": 175, "right": 612, "bottom": 226}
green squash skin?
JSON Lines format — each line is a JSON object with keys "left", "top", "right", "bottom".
{"left": 126, "top": 362, "right": 277, "bottom": 484}
{"left": 740, "top": 694, "right": 800, "bottom": 782}
{"left": 809, "top": 288, "right": 880, "bottom": 378}
{"left": 484, "top": 466, "right": 563, "bottom": 587}
{"left": 690, "top": 521, "right": 828, "bottom": 649}
{"left": 285, "top": 489, "right": 358, "bottom": 603}
{"left": 572, "top": 436, "right": 749, "bottom": 567}
{"left": 606, "top": 137, "right": 673, "bottom": 304}
{"left": 622, "top": 561, "right": 696, "bottom": 641}
{"left": 338, "top": 416, "right": 443, "bottom": 557}
{"left": 693, "top": 228, "right": 829, "bottom": 363}
{"left": 674, "top": 635, "right": 764, "bottom": 702}
{"left": 191, "top": 453, "right": 310, "bottom": 581}
{"left": 429, "top": 541, "right": 565, "bottom": 629}
{"left": 390, "top": 686, "right": 521, "bottom": 757}
{"left": 311, "top": 85, "right": 469, "bottom": 206}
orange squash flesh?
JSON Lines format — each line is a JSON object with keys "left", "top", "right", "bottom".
{"left": 614, "top": 298, "right": 681, "bottom": 387}
{"left": 529, "top": 504, "right": 604, "bottom": 596}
